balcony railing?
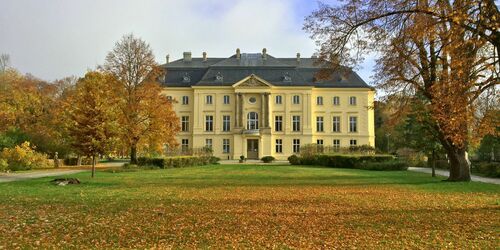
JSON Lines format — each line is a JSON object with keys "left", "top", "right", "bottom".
{"left": 242, "top": 129, "right": 260, "bottom": 135}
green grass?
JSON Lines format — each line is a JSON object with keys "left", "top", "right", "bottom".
{"left": 0, "top": 165, "right": 498, "bottom": 248}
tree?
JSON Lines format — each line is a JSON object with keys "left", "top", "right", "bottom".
{"left": 66, "top": 71, "right": 121, "bottom": 177}
{"left": 0, "top": 54, "right": 9, "bottom": 72}
{"left": 103, "top": 34, "right": 179, "bottom": 163}
{"left": 305, "top": 0, "right": 499, "bottom": 181}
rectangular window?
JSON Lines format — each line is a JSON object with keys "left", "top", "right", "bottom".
{"left": 182, "top": 96, "right": 189, "bottom": 105}
{"left": 317, "top": 96, "right": 323, "bottom": 105}
{"left": 316, "top": 116, "right": 324, "bottom": 132}
{"left": 349, "top": 96, "right": 357, "bottom": 105}
{"left": 222, "top": 115, "right": 230, "bottom": 132}
{"left": 275, "top": 95, "right": 282, "bottom": 104}
{"left": 181, "top": 116, "right": 189, "bottom": 132}
{"left": 206, "top": 95, "right": 213, "bottom": 104}
{"left": 333, "top": 139, "right": 340, "bottom": 149}
{"left": 223, "top": 139, "right": 230, "bottom": 153}
{"left": 317, "top": 139, "right": 323, "bottom": 145}
{"left": 292, "top": 116, "right": 301, "bottom": 132}
{"left": 293, "top": 95, "right": 300, "bottom": 104}
{"left": 293, "top": 139, "right": 300, "bottom": 153}
{"left": 205, "top": 139, "right": 212, "bottom": 149}
{"left": 349, "top": 116, "right": 357, "bottom": 132}
{"left": 350, "top": 139, "right": 357, "bottom": 146}
{"left": 205, "top": 115, "right": 213, "bottom": 131}
{"left": 333, "top": 96, "right": 340, "bottom": 106}
{"left": 332, "top": 116, "right": 341, "bottom": 132}
{"left": 181, "top": 139, "right": 189, "bottom": 152}
{"left": 275, "top": 139, "right": 283, "bottom": 153}
{"left": 275, "top": 116, "right": 283, "bottom": 132}
{"left": 223, "top": 95, "right": 230, "bottom": 104}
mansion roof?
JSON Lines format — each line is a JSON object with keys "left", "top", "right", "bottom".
{"left": 161, "top": 51, "right": 371, "bottom": 89}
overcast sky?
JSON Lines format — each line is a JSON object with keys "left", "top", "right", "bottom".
{"left": 0, "top": 0, "right": 376, "bottom": 83}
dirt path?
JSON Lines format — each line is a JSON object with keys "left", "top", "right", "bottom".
{"left": 0, "top": 169, "right": 87, "bottom": 183}
{"left": 408, "top": 167, "right": 500, "bottom": 185}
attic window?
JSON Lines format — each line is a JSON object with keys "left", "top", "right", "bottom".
{"left": 215, "top": 72, "right": 223, "bottom": 82}
{"left": 182, "top": 73, "right": 191, "bottom": 83}
{"left": 283, "top": 72, "right": 291, "bottom": 82}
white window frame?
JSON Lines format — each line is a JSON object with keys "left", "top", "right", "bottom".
{"left": 293, "top": 139, "right": 300, "bottom": 153}
{"left": 350, "top": 139, "right": 357, "bottom": 146}
{"left": 205, "top": 139, "right": 212, "bottom": 149}
{"left": 275, "top": 116, "right": 283, "bottom": 132}
{"left": 333, "top": 139, "right": 340, "bottom": 149}
{"left": 275, "top": 95, "right": 282, "bottom": 104}
{"left": 206, "top": 95, "right": 213, "bottom": 104}
{"left": 349, "top": 96, "right": 357, "bottom": 106}
{"left": 292, "top": 115, "right": 301, "bottom": 132}
{"left": 223, "top": 139, "right": 230, "bottom": 153}
{"left": 332, "top": 116, "right": 341, "bottom": 132}
{"left": 349, "top": 116, "right": 358, "bottom": 132}
{"left": 182, "top": 96, "right": 189, "bottom": 105}
{"left": 275, "top": 139, "right": 283, "bottom": 153}
{"left": 181, "top": 116, "right": 189, "bottom": 132}
{"left": 292, "top": 95, "right": 300, "bottom": 104}
{"left": 223, "top": 95, "right": 230, "bottom": 104}
{"left": 205, "top": 115, "right": 213, "bottom": 131}
{"left": 316, "top": 116, "right": 324, "bottom": 132}
{"left": 247, "top": 112, "right": 259, "bottom": 130}
{"left": 317, "top": 96, "right": 323, "bottom": 105}
{"left": 333, "top": 96, "right": 340, "bottom": 106}
{"left": 222, "top": 115, "right": 231, "bottom": 132}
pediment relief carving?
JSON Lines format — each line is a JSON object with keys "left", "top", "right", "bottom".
{"left": 234, "top": 74, "right": 272, "bottom": 88}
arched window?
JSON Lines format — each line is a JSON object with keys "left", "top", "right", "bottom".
{"left": 247, "top": 112, "right": 259, "bottom": 130}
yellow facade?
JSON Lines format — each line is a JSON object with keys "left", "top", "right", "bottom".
{"left": 164, "top": 75, "right": 375, "bottom": 160}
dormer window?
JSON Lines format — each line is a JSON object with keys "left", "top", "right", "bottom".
{"left": 215, "top": 72, "right": 223, "bottom": 82}
{"left": 182, "top": 73, "right": 191, "bottom": 83}
{"left": 283, "top": 72, "right": 291, "bottom": 82}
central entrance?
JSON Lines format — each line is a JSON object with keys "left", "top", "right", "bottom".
{"left": 247, "top": 139, "right": 259, "bottom": 159}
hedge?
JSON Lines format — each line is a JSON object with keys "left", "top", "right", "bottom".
{"left": 137, "top": 156, "right": 219, "bottom": 169}
{"left": 63, "top": 157, "right": 93, "bottom": 166}
{"left": 473, "top": 162, "right": 500, "bottom": 178}
{"left": 261, "top": 156, "right": 275, "bottom": 163}
{"left": 288, "top": 154, "right": 406, "bottom": 171}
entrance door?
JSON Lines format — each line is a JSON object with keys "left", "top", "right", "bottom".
{"left": 247, "top": 139, "right": 259, "bottom": 159}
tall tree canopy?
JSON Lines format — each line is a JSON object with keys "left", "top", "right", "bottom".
{"left": 65, "top": 71, "right": 121, "bottom": 177}
{"left": 103, "top": 34, "right": 179, "bottom": 163}
{"left": 305, "top": 0, "right": 499, "bottom": 181}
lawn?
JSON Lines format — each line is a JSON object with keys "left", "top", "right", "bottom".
{"left": 0, "top": 165, "right": 498, "bottom": 249}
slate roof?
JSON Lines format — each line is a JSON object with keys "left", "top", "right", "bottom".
{"left": 161, "top": 53, "right": 371, "bottom": 88}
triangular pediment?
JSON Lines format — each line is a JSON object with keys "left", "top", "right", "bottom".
{"left": 232, "top": 74, "right": 273, "bottom": 88}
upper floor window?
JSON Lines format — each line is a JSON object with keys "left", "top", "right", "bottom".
{"left": 333, "top": 96, "right": 340, "bottom": 106}
{"left": 182, "top": 96, "right": 189, "bottom": 105}
{"left": 205, "top": 115, "right": 213, "bottom": 131}
{"left": 293, "top": 95, "right": 300, "bottom": 104}
{"left": 247, "top": 112, "right": 259, "bottom": 130}
{"left": 222, "top": 115, "right": 231, "bottom": 132}
{"left": 349, "top": 96, "right": 357, "bottom": 106}
{"left": 317, "top": 96, "right": 323, "bottom": 105}
{"left": 275, "top": 116, "right": 283, "bottom": 132}
{"left": 292, "top": 116, "right": 301, "bottom": 132}
{"left": 316, "top": 116, "right": 324, "bottom": 132}
{"left": 223, "top": 95, "right": 230, "bottom": 104}
{"left": 181, "top": 116, "right": 189, "bottom": 132}
{"left": 349, "top": 116, "right": 358, "bottom": 132}
{"left": 206, "top": 95, "right": 213, "bottom": 104}
{"left": 275, "top": 95, "right": 282, "bottom": 104}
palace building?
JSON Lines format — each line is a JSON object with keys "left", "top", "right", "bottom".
{"left": 161, "top": 49, "right": 375, "bottom": 160}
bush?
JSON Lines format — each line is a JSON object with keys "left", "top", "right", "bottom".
{"left": 63, "top": 157, "right": 93, "bottom": 166}
{"left": 261, "top": 156, "right": 275, "bottom": 163}
{"left": 137, "top": 155, "right": 217, "bottom": 169}
{"left": 473, "top": 162, "right": 500, "bottom": 178}
{"left": 287, "top": 154, "right": 400, "bottom": 171}
{"left": 359, "top": 161, "right": 408, "bottom": 171}
{"left": 0, "top": 159, "right": 8, "bottom": 172}
{"left": 0, "top": 142, "right": 52, "bottom": 171}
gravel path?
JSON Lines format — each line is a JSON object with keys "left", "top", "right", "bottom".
{"left": 0, "top": 169, "right": 87, "bottom": 183}
{"left": 408, "top": 167, "right": 500, "bottom": 184}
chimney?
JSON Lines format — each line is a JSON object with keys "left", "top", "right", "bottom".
{"left": 262, "top": 48, "right": 267, "bottom": 60}
{"left": 183, "top": 52, "right": 192, "bottom": 62}
{"left": 166, "top": 54, "right": 170, "bottom": 64}
{"left": 296, "top": 53, "right": 301, "bottom": 63}
{"left": 202, "top": 52, "right": 207, "bottom": 62}
{"left": 236, "top": 48, "right": 241, "bottom": 59}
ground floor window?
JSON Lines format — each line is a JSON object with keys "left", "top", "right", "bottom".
{"left": 317, "top": 139, "right": 323, "bottom": 145}
{"left": 223, "top": 139, "right": 230, "bottom": 153}
{"left": 181, "top": 139, "right": 189, "bottom": 152}
{"left": 293, "top": 139, "right": 300, "bottom": 153}
{"left": 275, "top": 139, "right": 283, "bottom": 153}
{"left": 333, "top": 139, "right": 340, "bottom": 149}
{"left": 205, "top": 139, "right": 212, "bottom": 149}
{"left": 350, "top": 139, "right": 357, "bottom": 146}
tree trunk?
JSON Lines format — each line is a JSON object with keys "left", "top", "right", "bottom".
{"left": 77, "top": 155, "right": 82, "bottom": 167}
{"left": 91, "top": 155, "right": 96, "bottom": 178}
{"left": 430, "top": 150, "right": 436, "bottom": 177}
{"left": 130, "top": 143, "right": 138, "bottom": 164}
{"left": 446, "top": 147, "right": 471, "bottom": 182}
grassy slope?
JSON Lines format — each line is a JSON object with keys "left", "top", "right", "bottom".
{"left": 0, "top": 165, "right": 498, "bottom": 248}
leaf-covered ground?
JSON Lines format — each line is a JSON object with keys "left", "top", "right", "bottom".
{"left": 0, "top": 165, "right": 498, "bottom": 249}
